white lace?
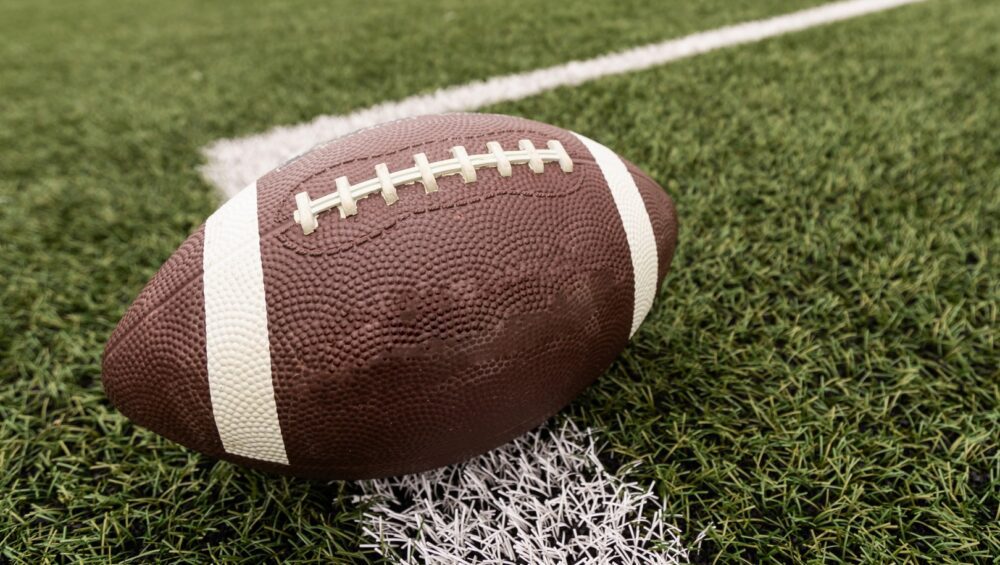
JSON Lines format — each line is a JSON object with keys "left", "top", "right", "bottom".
{"left": 293, "top": 139, "right": 574, "bottom": 234}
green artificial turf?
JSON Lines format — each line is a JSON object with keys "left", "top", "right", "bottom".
{"left": 1, "top": 0, "right": 997, "bottom": 562}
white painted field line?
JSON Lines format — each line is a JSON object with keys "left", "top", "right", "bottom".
{"left": 358, "top": 422, "right": 701, "bottom": 564}
{"left": 202, "top": 0, "right": 925, "bottom": 198}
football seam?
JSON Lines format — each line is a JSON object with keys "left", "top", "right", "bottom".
{"left": 264, "top": 127, "right": 575, "bottom": 227}
{"left": 276, "top": 158, "right": 602, "bottom": 257}
{"left": 292, "top": 139, "right": 575, "bottom": 233}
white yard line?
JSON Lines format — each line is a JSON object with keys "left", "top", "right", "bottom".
{"left": 357, "top": 422, "right": 702, "bottom": 564}
{"left": 202, "top": 0, "right": 925, "bottom": 198}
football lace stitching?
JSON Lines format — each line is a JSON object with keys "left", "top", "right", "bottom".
{"left": 293, "top": 139, "right": 574, "bottom": 235}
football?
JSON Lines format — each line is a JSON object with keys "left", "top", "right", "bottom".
{"left": 102, "top": 113, "right": 678, "bottom": 479}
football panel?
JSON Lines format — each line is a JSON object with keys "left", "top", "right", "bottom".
{"left": 102, "top": 226, "right": 225, "bottom": 458}
{"left": 252, "top": 114, "right": 637, "bottom": 477}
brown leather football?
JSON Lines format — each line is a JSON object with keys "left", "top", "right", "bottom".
{"left": 102, "top": 113, "right": 678, "bottom": 479}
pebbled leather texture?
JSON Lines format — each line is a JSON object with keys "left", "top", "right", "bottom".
{"left": 102, "top": 113, "right": 678, "bottom": 479}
